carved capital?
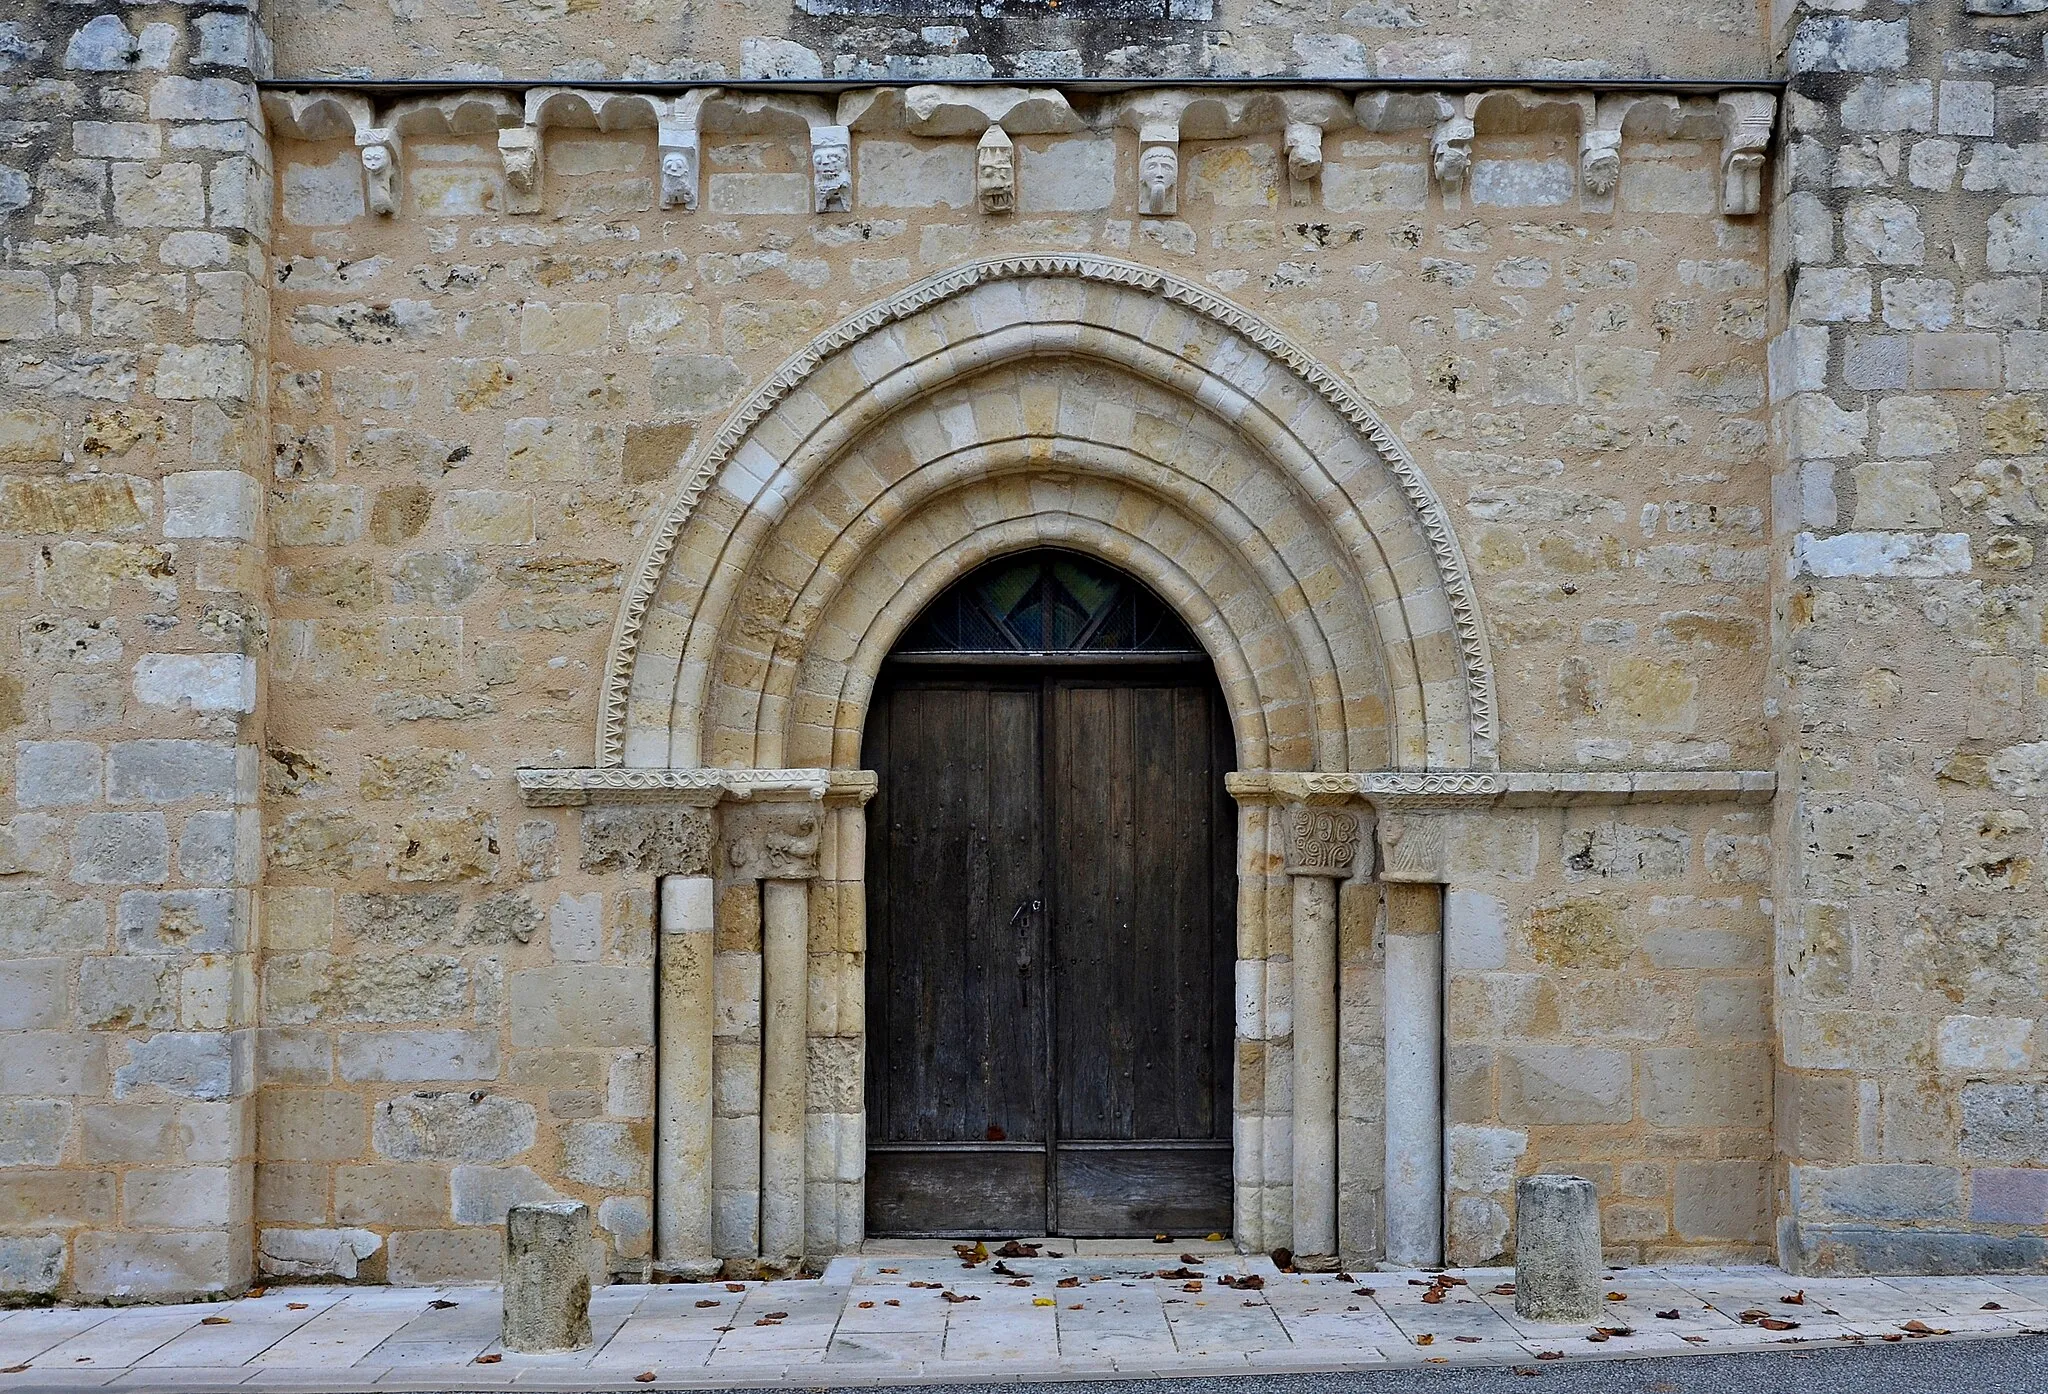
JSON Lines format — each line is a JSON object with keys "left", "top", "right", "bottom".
{"left": 1283, "top": 804, "right": 1362, "bottom": 878}
{"left": 1376, "top": 812, "right": 1448, "bottom": 884}
{"left": 724, "top": 802, "right": 822, "bottom": 880}
{"left": 1284, "top": 121, "right": 1324, "bottom": 207}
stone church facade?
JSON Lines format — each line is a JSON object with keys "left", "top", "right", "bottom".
{"left": 3, "top": 0, "right": 2045, "bottom": 1303}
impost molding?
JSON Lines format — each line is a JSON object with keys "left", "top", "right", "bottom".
{"left": 515, "top": 766, "right": 877, "bottom": 806}
{"left": 1225, "top": 769, "right": 1774, "bottom": 809}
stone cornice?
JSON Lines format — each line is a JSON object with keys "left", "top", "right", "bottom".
{"left": 1224, "top": 769, "right": 1775, "bottom": 808}
{"left": 515, "top": 767, "right": 877, "bottom": 806}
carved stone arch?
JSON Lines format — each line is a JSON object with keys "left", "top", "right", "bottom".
{"left": 605, "top": 255, "right": 1498, "bottom": 774}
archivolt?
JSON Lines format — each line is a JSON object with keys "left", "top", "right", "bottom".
{"left": 605, "top": 255, "right": 1497, "bottom": 773}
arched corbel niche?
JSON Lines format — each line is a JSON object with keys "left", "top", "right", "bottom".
{"left": 602, "top": 254, "right": 1500, "bottom": 780}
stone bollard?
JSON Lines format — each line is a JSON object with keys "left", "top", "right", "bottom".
{"left": 503, "top": 1201, "right": 594, "bottom": 1353}
{"left": 1513, "top": 1175, "right": 1603, "bottom": 1322}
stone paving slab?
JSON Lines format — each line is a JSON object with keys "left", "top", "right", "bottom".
{"left": 2, "top": 1259, "right": 2045, "bottom": 1392}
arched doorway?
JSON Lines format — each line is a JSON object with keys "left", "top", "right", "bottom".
{"left": 861, "top": 550, "right": 1236, "bottom": 1237}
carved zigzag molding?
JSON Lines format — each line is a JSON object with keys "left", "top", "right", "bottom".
{"left": 597, "top": 254, "right": 1500, "bottom": 773}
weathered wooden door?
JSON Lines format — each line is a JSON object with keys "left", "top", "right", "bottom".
{"left": 863, "top": 551, "right": 1235, "bottom": 1237}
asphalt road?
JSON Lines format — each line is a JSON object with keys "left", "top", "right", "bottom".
{"left": 352, "top": 1332, "right": 2048, "bottom": 1394}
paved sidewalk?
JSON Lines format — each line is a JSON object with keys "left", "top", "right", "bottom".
{"left": 3, "top": 1241, "right": 2045, "bottom": 1392}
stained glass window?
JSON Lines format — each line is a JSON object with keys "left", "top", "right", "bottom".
{"left": 893, "top": 549, "right": 1201, "bottom": 655}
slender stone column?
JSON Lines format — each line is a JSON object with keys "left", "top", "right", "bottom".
{"left": 760, "top": 877, "right": 809, "bottom": 1267}
{"left": 656, "top": 874, "right": 717, "bottom": 1277}
{"left": 1379, "top": 813, "right": 1447, "bottom": 1268}
{"left": 1290, "top": 872, "right": 1338, "bottom": 1264}
{"left": 724, "top": 798, "right": 823, "bottom": 1272}
{"left": 1283, "top": 802, "right": 1362, "bottom": 1270}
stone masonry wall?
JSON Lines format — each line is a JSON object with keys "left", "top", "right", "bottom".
{"left": 1771, "top": 0, "right": 2048, "bottom": 1274}
{"left": 1442, "top": 802, "right": 1774, "bottom": 1267}
{"left": 242, "top": 107, "right": 1773, "bottom": 1284}
{"left": 2, "top": 0, "right": 273, "bottom": 1300}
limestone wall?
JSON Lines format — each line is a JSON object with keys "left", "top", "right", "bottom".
{"left": 261, "top": 0, "right": 1770, "bottom": 92}
{"left": 1441, "top": 802, "right": 1774, "bottom": 1266}
{"left": 1, "top": 0, "right": 273, "bottom": 1299}
{"left": 237, "top": 102, "right": 1773, "bottom": 1284}
{"left": 1771, "top": 0, "right": 2048, "bottom": 1273}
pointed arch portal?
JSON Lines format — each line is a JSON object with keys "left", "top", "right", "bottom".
{"left": 585, "top": 256, "right": 1499, "bottom": 1275}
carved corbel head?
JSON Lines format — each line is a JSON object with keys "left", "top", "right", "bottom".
{"left": 1138, "top": 140, "right": 1179, "bottom": 216}
{"left": 356, "top": 125, "right": 399, "bottom": 217}
{"left": 498, "top": 125, "right": 542, "bottom": 215}
{"left": 1717, "top": 91, "right": 1775, "bottom": 216}
{"left": 1580, "top": 127, "right": 1621, "bottom": 197}
{"left": 811, "top": 123, "right": 851, "bottom": 213}
{"left": 1430, "top": 114, "right": 1473, "bottom": 192}
{"left": 976, "top": 124, "right": 1015, "bottom": 215}
{"left": 656, "top": 90, "right": 712, "bottom": 213}
{"left": 1284, "top": 121, "right": 1324, "bottom": 207}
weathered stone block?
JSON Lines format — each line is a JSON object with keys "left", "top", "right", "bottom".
{"left": 1499, "top": 1046, "right": 1632, "bottom": 1125}
{"left": 508, "top": 966, "right": 651, "bottom": 1048}
{"left": 373, "top": 1091, "right": 537, "bottom": 1163}
{"left": 337, "top": 1029, "right": 500, "bottom": 1083}
{"left": 70, "top": 812, "right": 170, "bottom": 885}
{"left": 579, "top": 805, "right": 712, "bottom": 876}
{"left": 451, "top": 1164, "right": 563, "bottom": 1225}
{"left": 1514, "top": 1175, "right": 1602, "bottom": 1320}
{"left": 503, "top": 1202, "right": 593, "bottom": 1353}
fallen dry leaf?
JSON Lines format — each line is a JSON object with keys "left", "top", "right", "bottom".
{"left": 1780, "top": 1291, "right": 1806, "bottom": 1305}
{"left": 636, "top": 1374, "right": 657, "bottom": 1384}
{"left": 1655, "top": 1308, "right": 1681, "bottom": 1320}
{"left": 1536, "top": 1350, "right": 1564, "bottom": 1359}
{"left": 1901, "top": 1320, "right": 1948, "bottom": 1336}
{"left": 1415, "top": 1333, "right": 1434, "bottom": 1346}
{"left": 1881, "top": 1334, "right": 1904, "bottom": 1342}
{"left": 1759, "top": 1318, "right": 1800, "bottom": 1331}
{"left": 1057, "top": 1277, "right": 1080, "bottom": 1289}
{"left": 1421, "top": 1288, "right": 1446, "bottom": 1304}
{"left": 879, "top": 1267, "right": 899, "bottom": 1274}
{"left": 725, "top": 1282, "right": 745, "bottom": 1292}
{"left": 474, "top": 1354, "right": 503, "bottom": 1364}
{"left": 246, "top": 1288, "right": 267, "bottom": 1298}
{"left": 1597, "top": 1326, "right": 1634, "bottom": 1337}
{"left": 995, "top": 1240, "right": 1041, "bottom": 1258}
{"left": 1354, "top": 1287, "right": 1377, "bottom": 1298}
{"left": 200, "top": 1317, "right": 231, "bottom": 1326}
{"left": 429, "top": 1299, "right": 458, "bottom": 1310}
{"left": 1, "top": 1366, "right": 29, "bottom": 1375}
{"left": 941, "top": 1291, "right": 979, "bottom": 1304}
{"left": 753, "top": 1319, "right": 779, "bottom": 1327}
{"left": 884, "top": 1300, "right": 899, "bottom": 1307}
{"left": 1681, "top": 1336, "right": 1707, "bottom": 1345}
{"left": 1513, "top": 1367, "right": 1541, "bottom": 1377}
{"left": 1010, "top": 1279, "right": 1029, "bottom": 1288}
{"left": 1605, "top": 1292, "right": 1627, "bottom": 1301}
{"left": 1155, "top": 1233, "right": 1171, "bottom": 1244}
{"left": 857, "top": 1301, "right": 874, "bottom": 1309}
{"left": 1455, "top": 1335, "right": 1482, "bottom": 1344}
{"left": 1586, "top": 1332, "right": 1609, "bottom": 1343}
{"left": 1491, "top": 1284, "right": 1516, "bottom": 1296}
{"left": 1984, "top": 1302, "right": 2004, "bottom": 1311}
{"left": 1033, "top": 1297, "right": 1054, "bottom": 1307}
{"left": 695, "top": 1300, "right": 719, "bottom": 1309}
{"left": 287, "top": 1303, "right": 308, "bottom": 1311}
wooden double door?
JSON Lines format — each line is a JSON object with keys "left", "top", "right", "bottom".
{"left": 863, "top": 663, "right": 1236, "bottom": 1236}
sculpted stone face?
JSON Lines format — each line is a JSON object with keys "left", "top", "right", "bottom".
{"left": 1581, "top": 131, "right": 1621, "bottom": 196}
{"left": 659, "top": 148, "right": 696, "bottom": 210}
{"left": 813, "top": 139, "right": 851, "bottom": 212}
{"left": 1138, "top": 144, "right": 1177, "bottom": 215}
{"left": 976, "top": 145, "right": 1013, "bottom": 214}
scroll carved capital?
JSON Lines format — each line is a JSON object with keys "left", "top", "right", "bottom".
{"left": 724, "top": 802, "right": 822, "bottom": 880}
{"left": 1284, "top": 804, "right": 1362, "bottom": 879}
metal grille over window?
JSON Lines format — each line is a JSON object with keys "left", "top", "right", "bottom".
{"left": 893, "top": 549, "right": 1201, "bottom": 656}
